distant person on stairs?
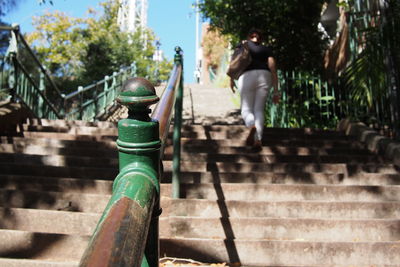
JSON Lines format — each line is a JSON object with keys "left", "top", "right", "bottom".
{"left": 231, "top": 28, "right": 280, "bottom": 149}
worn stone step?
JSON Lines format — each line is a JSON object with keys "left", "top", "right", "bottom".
{"left": 3, "top": 183, "right": 400, "bottom": 218}
{"left": 0, "top": 136, "right": 116, "bottom": 149}
{"left": 165, "top": 161, "right": 398, "bottom": 174}
{"left": 0, "top": 230, "right": 88, "bottom": 261}
{"left": 164, "top": 184, "right": 400, "bottom": 202}
{"left": 0, "top": 208, "right": 99, "bottom": 236}
{"left": 161, "top": 171, "right": 400, "bottom": 185}
{"left": 21, "top": 124, "right": 119, "bottom": 136}
{"left": 1, "top": 143, "right": 374, "bottom": 158}
{"left": 177, "top": 138, "right": 369, "bottom": 148}
{"left": 4, "top": 171, "right": 400, "bottom": 196}
{"left": 0, "top": 175, "right": 114, "bottom": 194}
{"left": 172, "top": 153, "right": 385, "bottom": 164}
{"left": 0, "top": 258, "right": 77, "bottom": 267}
{"left": 1, "top": 135, "right": 367, "bottom": 154}
{"left": 162, "top": 198, "right": 400, "bottom": 219}
{"left": 3, "top": 207, "right": 399, "bottom": 242}
{"left": 8, "top": 131, "right": 117, "bottom": 142}
{"left": 27, "top": 118, "right": 117, "bottom": 129}
{"left": 181, "top": 124, "right": 344, "bottom": 135}
{"left": 24, "top": 121, "right": 348, "bottom": 139}
{"left": 160, "top": 216, "right": 400, "bottom": 242}
{"left": 0, "top": 150, "right": 386, "bottom": 167}
{"left": 0, "top": 189, "right": 110, "bottom": 213}
{"left": 1, "top": 232, "right": 399, "bottom": 266}
{"left": 176, "top": 144, "right": 372, "bottom": 155}
{"left": 1, "top": 135, "right": 363, "bottom": 150}
{"left": 0, "top": 153, "right": 119, "bottom": 168}
{"left": 1, "top": 158, "right": 397, "bottom": 178}
{"left": 178, "top": 129, "right": 352, "bottom": 141}
{"left": 3, "top": 184, "right": 400, "bottom": 213}
{"left": 0, "top": 144, "right": 117, "bottom": 158}
{"left": 0, "top": 163, "right": 117, "bottom": 180}
{"left": 160, "top": 238, "right": 400, "bottom": 266}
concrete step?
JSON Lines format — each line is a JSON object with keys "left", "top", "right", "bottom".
{"left": 165, "top": 183, "right": 400, "bottom": 202}
{"left": 0, "top": 175, "right": 114, "bottom": 194}
{"left": 1, "top": 134, "right": 365, "bottom": 149}
{"left": 178, "top": 138, "right": 369, "bottom": 148}
{"left": 0, "top": 144, "right": 117, "bottom": 158}
{"left": 0, "top": 163, "right": 117, "bottom": 180}
{"left": 0, "top": 189, "right": 110, "bottom": 213}
{"left": 0, "top": 150, "right": 386, "bottom": 167}
{"left": 24, "top": 121, "right": 348, "bottom": 139}
{"left": 0, "top": 208, "right": 99, "bottom": 236}
{"left": 21, "top": 124, "right": 118, "bottom": 136}
{"left": 0, "top": 153, "right": 119, "bottom": 168}
{"left": 13, "top": 131, "right": 117, "bottom": 142}
{"left": 0, "top": 136, "right": 116, "bottom": 149}
{"left": 3, "top": 171, "right": 400, "bottom": 195}
{"left": 0, "top": 229, "right": 88, "bottom": 261}
{"left": 160, "top": 238, "right": 400, "bottom": 266}
{"left": 165, "top": 161, "right": 398, "bottom": 174}
{"left": 1, "top": 154, "right": 396, "bottom": 174}
{"left": 178, "top": 129, "right": 352, "bottom": 141}
{"left": 180, "top": 125, "right": 346, "bottom": 136}
{"left": 1, "top": 143, "right": 375, "bottom": 158}
{"left": 160, "top": 216, "right": 400, "bottom": 242}
{"left": 176, "top": 144, "right": 372, "bottom": 155}
{"left": 3, "top": 184, "right": 400, "bottom": 213}
{"left": 0, "top": 258, "right": 77, "bottom": 267}
{"left": 2, "top": 207, "right": 399, "bottom": 242}
{"left": 161, "top": 171, "right": 400, "bottom": 185}
{"left": 171, "top": 153, "right": 385, "bottom": 164}
{"left": 4, "top": 229, "right": 399, "bottom": 266}
{"left": 27, "top": 118, "right": 117, "bottom": 129}
{"left": 162, "top": 198, "right": 400, "bottom": 219}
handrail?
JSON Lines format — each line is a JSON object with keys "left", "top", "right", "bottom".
{"left": 1, "top": 24, "right": 137, "bottom": 121}
{"left": 152, "top": 64, "right": 182, "bottom": 148}
{"left": 79, "top": 47, "right": 184, "bottom": 267}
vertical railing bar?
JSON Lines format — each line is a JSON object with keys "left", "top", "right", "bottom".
{"left": 172, "top": 47, "right": 184, "bottom": 199}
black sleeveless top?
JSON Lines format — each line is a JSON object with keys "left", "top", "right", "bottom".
{"left": 240, "top": 41, "right": 273, "bottom": 72}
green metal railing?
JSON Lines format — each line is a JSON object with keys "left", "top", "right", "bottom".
{"left": 0, "top": 24, "right": 137, "bottom": 121}
{"left": 341, "top": 0, "right": 400, "bottom": 137}
{"left": 266, "top": 70, "right": 340, "bottom": 129}
{"left": 79, "top": 47, "right": 184, "bottom": 267}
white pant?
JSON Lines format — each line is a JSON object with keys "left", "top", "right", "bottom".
{"left": 238, "top": 69, "right": 272, "bottom": 141}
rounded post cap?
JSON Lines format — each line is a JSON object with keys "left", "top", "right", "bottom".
{"left": 174, "top": 46, "right": 182, "bottom": 53}
{"left": 117, "top": 77, "right": 159, "bottom": 110}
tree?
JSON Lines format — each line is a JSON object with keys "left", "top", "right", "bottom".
{"left": 202, "top": 26, "right": 229, "bottom": 72}
{"left": 1, "top": 0, "right": 54, "bottom": 19}
{"left": 26, "top": 0, "right": 172, "bottom": 92}
{"left": 199, "top": 0, "right": 329, "bottom": 72}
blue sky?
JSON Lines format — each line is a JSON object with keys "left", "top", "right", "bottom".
{"left": 4, "top": 0, "right": 198, "bottom": 83}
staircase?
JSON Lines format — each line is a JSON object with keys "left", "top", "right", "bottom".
{"left": 1, "top": 118, "right": 400, "bottom": 266}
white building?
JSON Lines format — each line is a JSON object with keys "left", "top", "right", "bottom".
{"left": 117, "top": 0, "right": 148, "bottom": 33}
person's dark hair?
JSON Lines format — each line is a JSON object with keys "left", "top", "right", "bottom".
{"left": 247, "top": 28, "right": 264, "bottom": 41}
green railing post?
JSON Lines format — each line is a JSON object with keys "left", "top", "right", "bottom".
{"left": 172, "top": 46, "right": 183, "bottom": 199}
{"left": 38, "top": 72, "right": 45, "bottom": 118}
{"left": 79, "top": 77, "right": 161, "bottom": 267}
{"left": 117, "top": 77, "right": 161, "bottom": 267}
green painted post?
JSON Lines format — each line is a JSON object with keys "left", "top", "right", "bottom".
{"left": 116, "top": 77, "right": 161, "bottom": 267}
{"left": 38, "top": 72, "right": 45, "bottom": 118}
{"left": 172, "top": 46, "right": 183, "bottom": 199}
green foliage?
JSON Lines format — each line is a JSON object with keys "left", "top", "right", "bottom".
{"left": 339, "top": 0, "right": 400, "bottom": 129}
{"left": 26, "top": 0, "right": 172, "bottom": 93}
{"left": 199, "top": 0, "right": 329, "bottom": 72}
{"left": 265, "top": 71, "right": 339, "bottom": 129}
{"left": 0, "top": 0, "right": 17, "bottom": 17}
